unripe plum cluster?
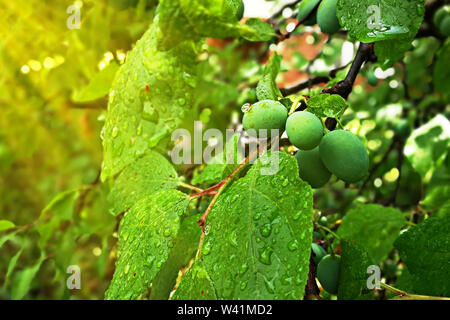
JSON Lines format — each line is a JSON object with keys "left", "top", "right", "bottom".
{"left": 242, "top": 100, "right": 369, "bottom": 188}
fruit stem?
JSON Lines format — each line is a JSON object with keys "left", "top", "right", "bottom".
{"left": 178, "top": 182, "right": 204, "bottom": 193}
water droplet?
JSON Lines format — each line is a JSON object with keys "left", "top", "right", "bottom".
{"left": 239, "top": 263, "right": 248, "bottom": 275}
{"left": 258, "top": 247, "right": 273, "bottom": 265}
{"left": 229, "top": 230, "right": 238, "bottom": 247}
{"left": 261, "top": 224, "right": 272, "bottom": 237}
{"left": 288, "top": 239, "right": 298, "bottom": 251}
{"left": 124, "top": 264, "right": 130, "bottom": 274}
{"left": 202, "top": 241, "right": 212, "bottom": 255}
{"left": 204, "top": 224, "right": 211, "bottom": 235}
{"left": 111, "top": 126, "right": 119, "bottom": 138}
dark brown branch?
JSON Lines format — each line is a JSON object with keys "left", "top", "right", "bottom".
{"left": 280, "top": 62, "right": 349, "bottom": 96}
{"left": 322, "top": 42, "right": 376, "bottom": 130}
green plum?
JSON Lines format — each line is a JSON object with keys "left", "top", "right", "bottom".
{"left": 295, "top": 147, "right": 331, "bottom": 188}
{"left": 242, "top": 100, "right": 288, "bottom": 137}
{"left": 319, "top": 130, "right": 369, "bottom": 183}
{"left": 317, "top": 0, "right": 340, "bottom": 34}
{"left": 433, "top": 6, "right": 450, "bottom": 28}
{"left": 317, "top": 254, "right": 341, "bottom": 294}
{"left": 286, "top": 111, "right": 324, "bottom": 150}
{"left": 297, "top": 0, "right": 320, "bottom": 25}
{"left": 311, "top": 243, "right": 328, "bottom": 265}
{"left": 440, "top": 16, "right": 450, "bottom": 36}
{"left": 367, "top": 71, "right": 378, "bottom": 86}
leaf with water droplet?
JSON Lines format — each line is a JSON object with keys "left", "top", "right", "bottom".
{"left": 175, "top": 152, "right": 313, "bottom": 299}
{"left": 101, "top": 19, "right": 198, "bottom": 181}
{"left": 108, "top": 151, "right": 179, "bottom": 216}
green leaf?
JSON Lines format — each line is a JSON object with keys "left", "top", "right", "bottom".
{"left": 336, "top": 0, "right": 425, "bottom": 43}
{"left": 105, "top": 189, "right": 189, "bottom": 300}
{"left": 108, "top": 151, "right": 179, "bottom": 216}
{"left": 10, "top": 253, "right": 45, "bottom": 300}
{"left": 338, "top": 204, "right": 406, "bottom": 263}
{"left": 433, "top": 40, "right": 450, "bottom": 102}
{"left": 37, "top": 189, "right": 80, "bottom": 248}
{"left": 101, "top": 19, "right": 199, "bottom": 181}
{"left": 306, "top": 94, "right": 348, "bottom": 119}
{"left": 176, "top": 152, "right": 314, "bottom": 299}
{"left": 404, "top": 115, "right": 450, "bottom": 179}
{"left": 394, "top": 211, "right": 450, "bottom": 297}
{"left": 172, "top": 260, "right": 217, "bottom": 299}
{"left": 256, "top": 52, "right": 283, "bottom": 101}
{"left": 338, "top": 239, "right": 372, "bottom": 300}
{"left": 0, "top": 220, "right": 15, "bottom": 232}
{"left": 374, "top": 38, "right": 413, "bottom": 69}
{"left": 149, "top": 214, "right": 201, "bottom": 299}
{"left": 72, "top": 62, "right": 119, "bottom": 102}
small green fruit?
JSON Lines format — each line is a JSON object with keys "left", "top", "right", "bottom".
{"left": 242, "top": 100, "right": 288, "bottom": 137}
{"left": 295, "top": 147, "right": 331, "bottom": 188}
{"left": 236, "top": 0, "right": 245, "bottom": 20}
{"left": 317, "top": 254, "right": 341, "bottom": 294}
{"left": 319, "top": 130, "right": 369, "bottom": 183}
{"left": 297, "top": 0, "right": 321, "bottom": 25}
{"left": 311, "top": 243, "right": 328, "bottom": 265}
{"left": 433, "top": 6, "right": 450, "bottom": 28}
{"left": 317, "top": 0, "right": 340, "bottom": 34}
{"left": 286, "top": 111, "right": 323, "bottom": 150}
{"left": 440, "top": 16, "right": 450, "bottom": 36}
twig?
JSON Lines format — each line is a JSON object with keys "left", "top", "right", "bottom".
{"left": 322, "top": 42, "right": 376, "bottom": 130}
{"left": 275, "top": 0, "right": 322, "bottom": 44}
{"left": 195, "top": 147, "right": 262, "bottom": 259}
{"left": 381, "top": 283, "right": 450, "bottom": 300}
{"left": 178, "top": 181, "right": 203, "bottom": 193}
{"left": 280, "top": 63, "right": 350, "bottom": 96}
{"left": 304, "top": 255, "right": 322, "bottom": 299}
